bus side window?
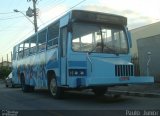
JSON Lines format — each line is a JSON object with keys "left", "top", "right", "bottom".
{"left": 47, "top": 22, "right": 59, "bottom": 49}
{"left": 60, "top": 27, "right": 67, "bottom": 57}
{"left": 18, "top": 43, "right": 24, "bottom": 59}
{"left": 29, "top": 35, "right": 37, "bottom": 55}
{"left": 38, "top": 29, "right": 47, "bottom": 52}
{"left": 24, "top": 40, "right": 30, "bottom": 57}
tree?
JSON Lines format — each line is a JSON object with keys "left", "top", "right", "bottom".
{"left": 0, "top": 66, "right": 11, "bottom": 79}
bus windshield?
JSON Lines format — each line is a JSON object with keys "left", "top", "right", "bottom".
{"left": 72, "top": 22, "right": 129, "bottom": 54}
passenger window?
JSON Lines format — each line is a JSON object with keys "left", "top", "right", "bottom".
{"left": 18, "top": 43, "right": 24, "bottom": 59}
{"left": 30, "top": 35, "right": 37, "bottom": 54}
{"left": 24, "top": 40, "right": 30, "bottom": 57}
{"left": 47, "top": 22, "right": 59, "bottom": 49}
{"left": 72, "top": 38, "right": 80, "bottom": 51}
{"left": 38, "top": 29, "right": 47, "bottom": 52}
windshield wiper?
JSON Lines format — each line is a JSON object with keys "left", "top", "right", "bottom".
{"left": 99, "top": 27, "right": 104, "bottom": 52}
{"left": 100, "top": 26, "right": 119, "bottom": 55}
{"left": 88, "top": 27, "right": 103, "bottom": 54}
{"left": 88, "top": 44, "right": 99, "bottom": 54}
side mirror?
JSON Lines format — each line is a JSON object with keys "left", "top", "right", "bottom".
{"left": 128, "top": 31, "right": 132, "bottom": 48}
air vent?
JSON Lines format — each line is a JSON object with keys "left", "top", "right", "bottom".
{"left": 115, "top": 65, "right": 134, "bottom": 76}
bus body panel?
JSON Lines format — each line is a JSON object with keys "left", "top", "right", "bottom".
{"left": 11, "top": 10, "right": 154, "bottom": 92}
{"left": 12, "top": 61, "right": 21, "bottom": 85}
{"left": 79, "top": 76, "right": 154, "bottom": 87}
{"left": 13, "top": 47, "right": 60, "bottom": 89}
{"left": 66, "top": 52, "right": 154, "bottom": 88}
{"left": 60, "top": 14, "right": 70, "bottom": 28}
{"left": 45, "top": 48, "right": 60, "bottom": 86}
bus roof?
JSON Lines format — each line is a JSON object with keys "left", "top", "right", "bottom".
{"left": 70, "top": 10, "right": 127, "bottom": 26}
{"left": 14, "top": 10, "right": 127, "bottom": 47}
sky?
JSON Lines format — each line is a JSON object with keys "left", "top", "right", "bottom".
{"left": 0, "top": 0, "right": 160, "bottom": 61}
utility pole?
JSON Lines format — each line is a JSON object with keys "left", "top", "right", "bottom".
{"left": 2, "top": 56, "right": 3, "bottom": 67}
{"left": 7, "top": 54, "right": 9, "bottom": 68}
{"left": 27, "top": 0, "right": 38, "bottom": 32}
{"left": 7, "top": 54, "right": 8, "bottom": 62}
{"left": 11, "top": 52, "right": 12, "bottom": 61}
{"left": 32, "top": 0, "right": 38, "bottom": 32}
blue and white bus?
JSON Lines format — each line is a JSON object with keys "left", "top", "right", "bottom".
{"left": 12, "top": 10, "right": 154, "bottom": 98}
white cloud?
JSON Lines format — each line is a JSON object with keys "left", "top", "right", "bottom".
{"left": 37, "top": 4, "right": 68, "bottom": 29}
{"left": 1, "top": 0, "right": 160, "bottom": 59}
{"left": 99, "top": 0, "right": 160, "bottom": 19}
{"left": 81, "top": 1, "right": 160, "bottom": 29}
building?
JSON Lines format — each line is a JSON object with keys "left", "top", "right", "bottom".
{"left": 0, "top": 61, "right": 12, "bottom": 68}
{"left": 130, "top": 21, "right": 160, "bottom": 81}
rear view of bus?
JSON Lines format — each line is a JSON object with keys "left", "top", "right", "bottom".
{"left": 62, "top": 10, "right": 154, "bottom": 96}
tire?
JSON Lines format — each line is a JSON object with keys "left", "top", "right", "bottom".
{"left": 29, "top": 86, "right": 35, "bottom": 92}
{"left": 21, "top": 83, "right": 29, "bottom": 92}
{"left": 49, "top": 77, "right": 64, "bottom": 99}
{"left": 21, "top": 74, "right": 29, "bottom": 92}
{"left": 5, "top": 84, "right": 8, "bottom": 88}
{"left": 11, "top": 81, "right": 15, "bottom": 88}
{"left": 11, "top": 84, "right": 15, "bottom": 88}
{"left": 93, "top": 87, "right": 107, "bottom": 96}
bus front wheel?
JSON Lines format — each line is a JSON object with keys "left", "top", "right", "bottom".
{"left": 49, "top": 78, "right": 64, "bottom": 99}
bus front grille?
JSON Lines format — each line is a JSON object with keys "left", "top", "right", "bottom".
{"left": 115, "top": 65, "right": 134, "bottom": 76}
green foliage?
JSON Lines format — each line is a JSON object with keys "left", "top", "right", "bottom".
{"left": 0, "top": 66, "right": 11, "bottom": 79}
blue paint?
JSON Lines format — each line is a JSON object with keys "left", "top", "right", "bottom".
{"left": 77, "top": 78, "right": 85, "bottom": 87}
{"left": 68, "top": 61, "right": 87, "bottom": 67}
{"left": 46, "top": 61, "right": 59, "bottom": 69}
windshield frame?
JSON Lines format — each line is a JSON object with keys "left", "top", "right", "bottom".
{"left": 71, "top": 22, "right": 129, "bottom": 55}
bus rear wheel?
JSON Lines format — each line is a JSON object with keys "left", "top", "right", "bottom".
{"left": 21, "top": 79, "right": 29, "bottom": 92}
{"left": 21, "top": 74, "right": 30, "bottom": 92}
{"left": 49, "top": 77, "right": 64, "bottom": 99}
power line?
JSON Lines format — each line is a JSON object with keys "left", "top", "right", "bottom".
{"left": 0, "top": 16, "right": 24, "bottom": 20}
{"left": 1, "top": 0, "right": 87, "bottom": 56}
{"left": 38, "top": 0, "right": 59, "bottom": 9}
{"left": 0, "top": 26, "right": 31, "bottom": 32}
{"left": 67, "top": 0, "right": 87, "bottom": 11}
{"left": 38, "top": 0, "right": 65, "bottom": 18}
{"left": 0, "top": 10, "right": 25, "bottom": 15}
{"left": 0, "top": 15, "right": 32, "bottom": 33}
{"left": 37, "top": 0, "right": 44, "bottom": 5}
{"left": 0, "top": 12, "right": 15, "bottom": 14}
{"left": 1, "top": 29, "right": 34, "bottom": 54}
{"left": 37, "top": 16, "right": 45, "bottom": 25}
{"left": 39, "top": 0, "right": 87, "bottom": 28}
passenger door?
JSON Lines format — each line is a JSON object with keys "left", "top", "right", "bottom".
{"left": 60, "top": 27, "right": 67, "bottom": 85}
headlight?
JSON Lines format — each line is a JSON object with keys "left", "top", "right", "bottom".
{"left": 69, "top": 69, "right": 87, "bottom": 76}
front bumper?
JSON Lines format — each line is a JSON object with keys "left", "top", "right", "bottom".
{"left": 77, "top": 76, "right": 154, "bottom": 87}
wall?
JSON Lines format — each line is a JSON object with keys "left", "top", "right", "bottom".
{"left": 130, "top": 21, "right": 160, "bottom": 57}
{"left": 137, "top": 34, "right": 160, "bottom": 81}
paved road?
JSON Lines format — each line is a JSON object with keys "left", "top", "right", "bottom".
{"left": 0, "top": 82, "right": 160, "bottom": 116}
